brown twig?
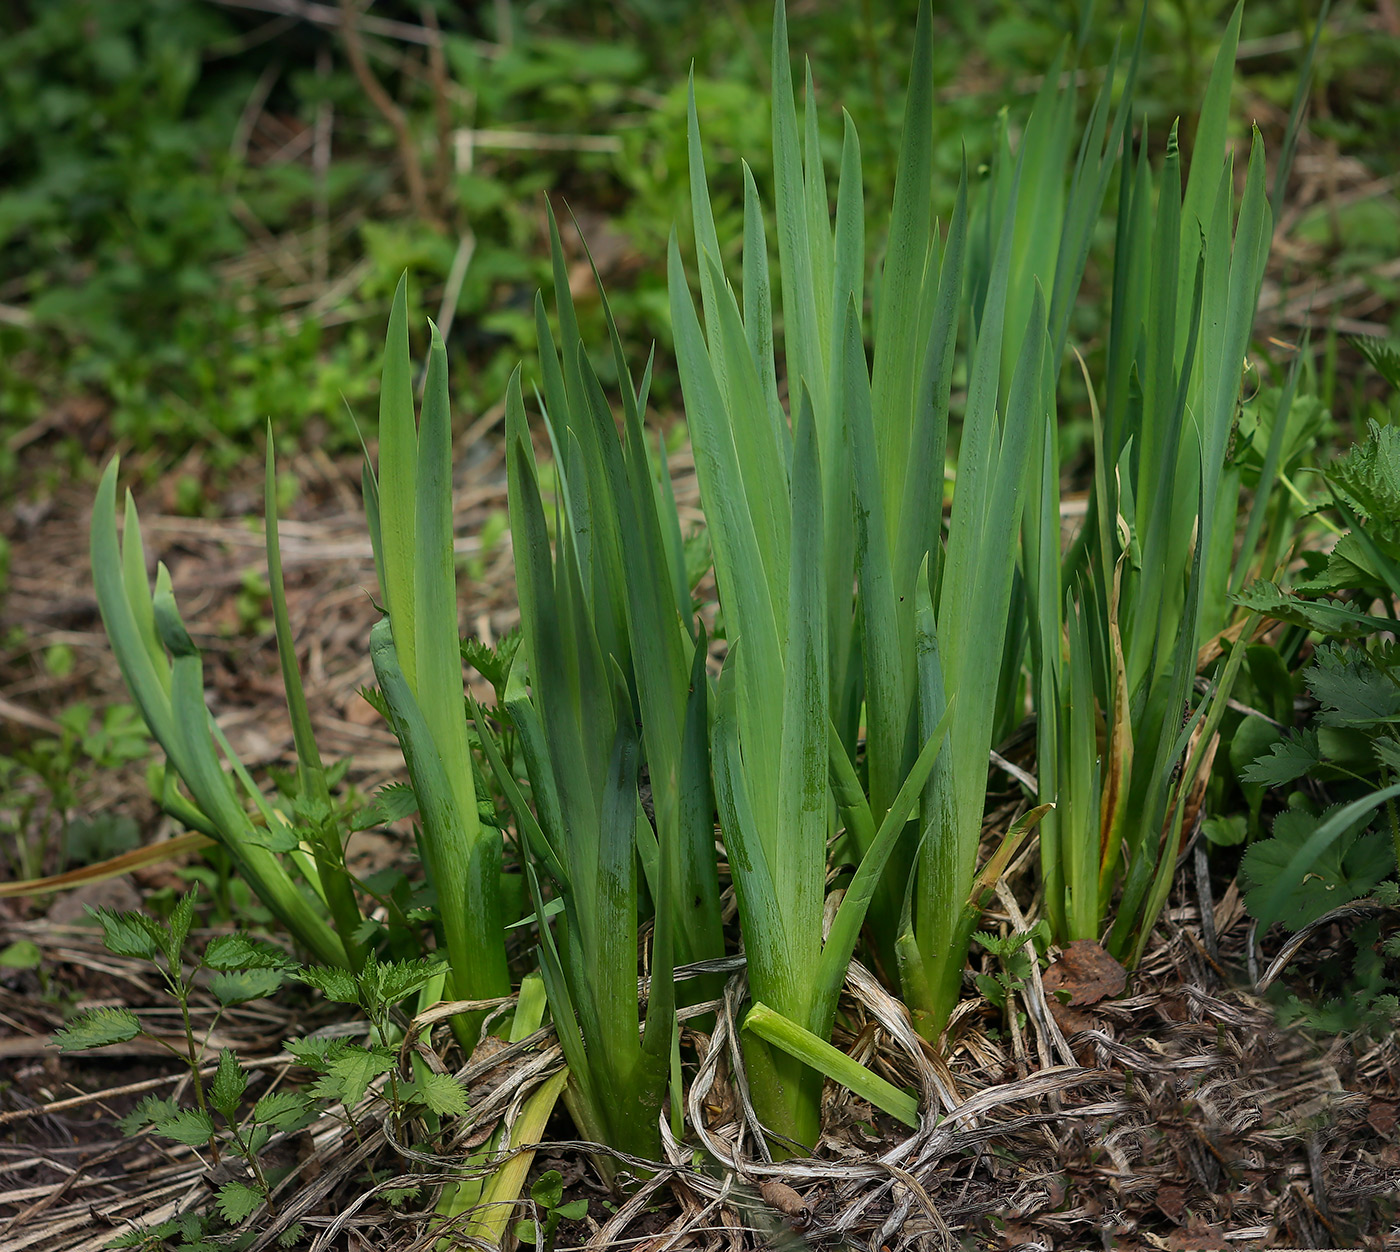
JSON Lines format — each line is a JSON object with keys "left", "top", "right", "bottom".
{"left": 420, "top": 4, "right": 455, "bottom": 217}
{"left": 337, "top": 0, "right": 441, "bottom": 231}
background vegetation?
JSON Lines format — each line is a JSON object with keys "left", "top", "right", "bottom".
{"left": 1, "top": 0, "right": 1395, "bottom": 482}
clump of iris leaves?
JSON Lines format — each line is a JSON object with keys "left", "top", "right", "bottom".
{"left": 48, "top": 1, "right": 1400, "bottom": 1247}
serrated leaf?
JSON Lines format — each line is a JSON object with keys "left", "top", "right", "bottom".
{"left": 53, "top": 1007, "right": 141, "bottom": 1051}
{"left": 1243, "top": 728, "right": 1324, "bottom": 787}
{"left": 1351, "top": 336, "right": 1400, "bottom": 391}
{"left": 406, "top": 1070, "right": 468, "bottom": 1116}
{"left": 253, "top": 1090, "right": 310, "bottom": 1130}
{"left": 1329, "top": 419, "right": 1400, "bottom": 525}
{"left": 154, "top": 1107, "right": 217, "bottom": 1147}
{"left": 351, "top": 782, "right": 419, "bottom": 830}
{"left": 1373, "top": 735, "right": 1400, "bottom": 772}
{"left": 89, "top": 908, "right": 162, "bottom": 960}
{"left": 242, "top": 823, "right": 301, "bottom": 854}
{"left": 299, "top": 965, "right": 360, "bottom": 1004}
{"left": 173, "top": 1211, "right": 205, "bottom": 1244}
{"left": 357, "top": 685, "right": 390, "bottom": 720}
{"left": 209, "top": 1049, "right": 246, "bottom": 1122}
{"left": 461, "top": 630, "right": 522, "bottom": 689}
{"left": 364, "top": 955, "right": 446, "bottom": 1007}
{"left": 215, "top": 1180, "right": 264, "bottom": 1224}
{"left": 209, "top": 968, "right": 285, "bottom": 1006}
{"left": 107, "top": 1220, "right": 182, "bottom": 1248}
{"left": 1306, "top": 646, "right": 1400, "bottom": 727}
{"left": 203, "top": 933, "right": 292, "bottom": 972}
{"left": 1231, "top": 579, "right": 1394, "bottom": 636}
{"left": 118, "top": 1094, "right": 180, "bottom": 1137}
{"left": 311, "top": 1047, "right": 396, "bottom": 1106}
{"left": 165, "top": 890, "right": 197, "bottom": 963}
{"left": 276, "top": 1223, "right": 304, "bottom": 1248}
{"left": 1241, "top": 805, "right": 1394, "bottom": 930}
{"left": 283, "top": 1035, "right": 353, "bottom": 1068}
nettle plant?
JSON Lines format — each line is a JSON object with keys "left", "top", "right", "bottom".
{"left": 1227, "top": 353, "right": 1400, "bottom": 1031}
{"left": 54, "top": 890, "right": 313, "bottom": 1228}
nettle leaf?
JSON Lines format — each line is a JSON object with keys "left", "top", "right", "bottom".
{"left": 363, "top": 955, "right": 446, "bottom": 1008}
{"left": 1313, "top": 530, "right": 1400, "bottom": 595}
{"left": 154, "top": 1107, "right": 218, "bottom": 1147}
{"left": 108, "top": 1220, "right": 182, "bottom": 1248}
{"left": 215, "top": 1180, "right": 264, "bottom": 1224}
{"left": 405, "top": 1070, "right": 468, "bottom": 1117}
{"left": 358, "top": 685, "right": 390, "bottom": 720}
{"left": 352, "top": 781, "right": 419, "bottom": 830}
{"left": 253, "top": 1090, "right": 311, "bottom": 1131}
{"left": 1351, "top": 335, "right": 1400, "bottom": 392}
{"left": 311, "top": 1047, "right": 397, "bottom": 1106}
{"left": 210, "top": 968, "right": 285, "bottom": 1006}
{"left": 284, "top": 1034, "right": 354, "bottom": 1069}
{"left": 1329, "top": 419, "right": 1400, "bottom": 524}
{"left": 210, "top": 1050, "right": 247, "bottom": 1122}
{"left": 118, "top": 1094, "right": 180, "bottom": 1136}
{"left": 53, "top": 1007, "right": 141, "bottom": 1051}
{"left": 299, "top": 965, "right": 360, "bottom": 1004}
{"left": 165, "top": 890, "right": 197, "bottom": 961}
{"left": 89, "top": 908, "right": 162, "bottom": 961}
{"left": 461, "top": 629, "right": 521, "bottom": 690}
{"left": 1306, "top": 645, "right": 1400, "bottom": 727}
{"left": 1373, "top": 735, "right": 1400, "bottom": 772}
{"left": 203, "top": 933, "right": 292, "bottom": 972}
{"left": 172, "top": 1211, "right": 206, "bottom": 1245}
{"left": 292, "top": 794, "right": 334, "bottom": 830}
{"left": 1241, "top": 805, "right": 1394, "bottom": 931}
{"left": 243, "top": 823, "right": 301, "bottom": 854}
{"left": 1231, "top": 579, "right": 1390, "bottom": 636}
{"left": 1243, "top": 728, "right": 1325, "bottom": 787}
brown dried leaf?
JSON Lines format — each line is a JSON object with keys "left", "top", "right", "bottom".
{"left": 1367, "top": 1097, "right": 1397, "bottom": 1136}
{"left": 998, "top": 1221, "right": 1050, "bottom": 1250}
{"left": 1042, "top": 940, "right": 1127, "bottom": 1006}
{"left": 1155, "top": 1183, "right": 1187, "bottom": 1223}
{"left": 1163, "top": 1217, "right": 1226, "bottom": 1250}
{"left": 1047, "top": 998, "right": 1100, "bottom": 1036}
{"left": 758, "top": 1180, "right": 809, "bottom": 1223}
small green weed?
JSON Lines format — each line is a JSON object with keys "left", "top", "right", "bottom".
{"left": 514, "top": 1170, "right": 588, "bottom": 1250}
{"left": 0, "top": 701, "right": 148, "bottom": 882}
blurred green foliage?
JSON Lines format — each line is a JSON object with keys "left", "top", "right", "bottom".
{"left": 0, "top": 0, "right": 1396, "bottom": 478}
